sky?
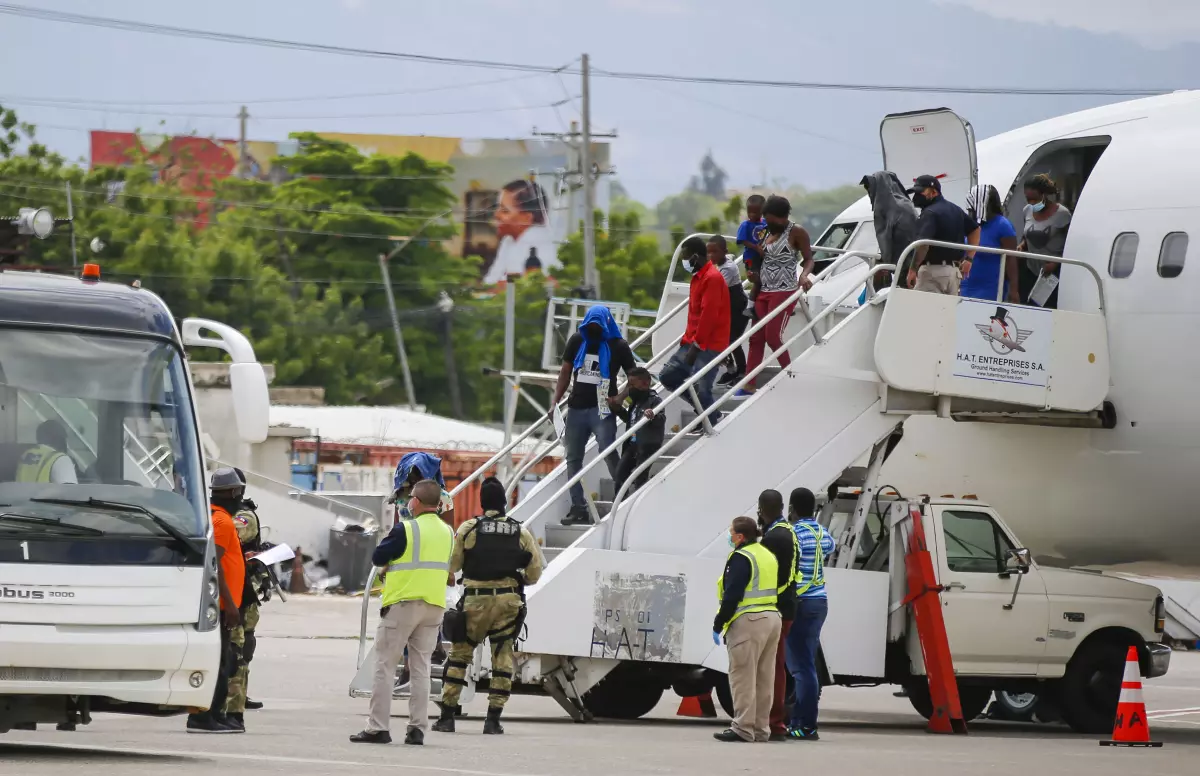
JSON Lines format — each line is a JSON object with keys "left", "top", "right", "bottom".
{"left": 1, "top": 0, "right": 1199, "bottom": 204}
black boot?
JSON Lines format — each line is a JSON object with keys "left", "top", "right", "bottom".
{"left": 482, "top": 706, "right": 504, "bottom": 735}
{"left": 431, "top": 705, "right": 456, "bottom": 733}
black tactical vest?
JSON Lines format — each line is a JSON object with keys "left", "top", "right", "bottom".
{"left": 462, "top": 515, "right": 525, "bottom": 582}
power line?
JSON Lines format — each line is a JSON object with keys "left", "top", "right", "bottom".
{"left": 0, "top": 3, "right": 1178, "bottom": 97}
{"left": 0, "top": 72, "right": 548, "bottom": 108}
{"left": 1, "top": 97, "right": 572, "bottom": 121}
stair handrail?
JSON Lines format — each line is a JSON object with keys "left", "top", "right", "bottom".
{"left": 517, "top": 250, "right": 881, "bottom": 533}
{"left": 609, "top": 260, "right": 892, "bottom": 550}
{"left": 449, "top": 296, "right": 691, "bottom": 500}
{"left": 208, "top": 458, "right": 377, "bottom": 520}
{"left": 890, "top": 239, "right": 1109, "bottom": 313}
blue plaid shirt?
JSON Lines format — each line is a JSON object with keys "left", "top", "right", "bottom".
{"left": 794, "top": 518, "right": 835, "bottom": 599}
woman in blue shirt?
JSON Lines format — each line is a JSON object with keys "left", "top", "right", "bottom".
{"left": 960, "top": 184, "right": 1020, "bottom": 303}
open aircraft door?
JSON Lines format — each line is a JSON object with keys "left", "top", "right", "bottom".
{"left": 881, "top": 109, "right": 978, "bottom": 209}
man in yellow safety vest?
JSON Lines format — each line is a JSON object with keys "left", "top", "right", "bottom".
{"left": 712, "top": 515, "right": 782, "bottom": 743}
{"left": 350, "top": 480, "right": 454, "bottom": 747}
{"left": 15, "top": 420, "right": 78, "bottom": 484}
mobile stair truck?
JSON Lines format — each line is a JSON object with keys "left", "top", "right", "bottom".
{"left": 350, "top": 110, "right": 1169, "bottom": 735}
{"left": 0, "top": 266, "right": 271, "bottom": 732}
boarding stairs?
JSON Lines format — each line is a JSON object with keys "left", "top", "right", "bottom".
{"left": 350, "top": 239, "right": 1113, "bottom": 714}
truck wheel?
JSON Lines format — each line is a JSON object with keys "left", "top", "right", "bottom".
{"left": 904, "top": 681, "right": 991, "bottom": 722}
{"left": 990, "top": 691, "right": 1040, "bottom": 721}
{"left": 1055, "top": 642, "right": 1127, "bottom": 734}
{"left": 582, "top": 664, "right": 665, "bottom": 720}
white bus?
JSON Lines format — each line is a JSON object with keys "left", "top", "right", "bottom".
{"left": 0, "top": 267, "right": 269, "bottom": 731}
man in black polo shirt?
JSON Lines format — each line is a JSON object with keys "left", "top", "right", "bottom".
{"left": 906, "top": 174, "right": 980, "bottom": 295}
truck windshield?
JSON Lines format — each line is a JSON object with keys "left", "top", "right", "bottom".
{"left": 0, "top": 327, "right": 206, "bottom": 538}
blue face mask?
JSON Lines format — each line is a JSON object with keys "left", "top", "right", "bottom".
{"left": 1030, "top": 200, "right": 1046, "bottom": 213}
{"left": 727, "top": 532, "right": 736, "bottom": 548}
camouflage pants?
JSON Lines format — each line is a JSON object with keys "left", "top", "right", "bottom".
{"left": 440, "top": 591, "right": 523, "bottom": 710}
{"left": 224, "top": 603, "right": 260, "bottom": 714}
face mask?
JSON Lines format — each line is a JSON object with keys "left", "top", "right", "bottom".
{"left": 629, "top": 387, "right": 650, "bottom": 402}
{"left": 727, "top": 532, "right": 736, "bottom": 548}
{"left": 1030, "top": 200, "right": 1046, "bottom": 213}
{"left": 407, "top": 497, "right": 419, "bottom": 515}
{"left": 682, "top": 258, "right": 695, "bottom": 273}
{"left": 766, "top": 220, "right": 786, "bottom": 235}
{"left": 912, "top": 192, "right": 930, "bottom": 209}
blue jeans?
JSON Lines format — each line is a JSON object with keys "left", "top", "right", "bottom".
{"left": 785, "top": 596, "right": 828, "bottom": 730}
{"left": 658, "top": 345, "right": 721, "bottom": 423}
{"left": 564, "top": 406, "right": 617, "bottom": 510}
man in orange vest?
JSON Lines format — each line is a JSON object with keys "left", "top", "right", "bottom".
{"left": 187, "top": 468, "right": 245, "bottom": 735}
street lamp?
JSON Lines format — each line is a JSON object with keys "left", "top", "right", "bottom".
{"left": 14, "top": 207, "right": 54, "bottom": 239}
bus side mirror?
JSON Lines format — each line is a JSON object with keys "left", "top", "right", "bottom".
{"left": 182, "top": 318, "right": 270, "bottom": 444}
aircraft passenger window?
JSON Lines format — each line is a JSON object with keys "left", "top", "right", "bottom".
{"left": 1108, "top": 232, "right": 1140, "bottom": 279}
{"left": 1157, "top": 232, "right": 1188, "bottom": 279}
{"left": 941, "top": 509, "right": 1015, "bottom": 574}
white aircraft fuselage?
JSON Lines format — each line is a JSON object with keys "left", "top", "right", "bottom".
{"left": 823, "top": 93, "right": 1200, "bottom": 571}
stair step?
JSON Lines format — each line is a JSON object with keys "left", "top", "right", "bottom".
{"left": 660, "top": 431, "right": 703, "bottom": 455}
{"left": 593, "top": 500, "right": 612, "bottom": 517}
{"left": 542, "top": 546, "right": 564, "bottom": 564}
{"left": 599, "top": 477, "right": 615, "bottom": 501}
{"left": 545, "top": 523, "right": 593, "bottom": 548}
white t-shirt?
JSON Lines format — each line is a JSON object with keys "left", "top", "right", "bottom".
{"left": 485, "top": 225, "right": 560, "bottom": 285}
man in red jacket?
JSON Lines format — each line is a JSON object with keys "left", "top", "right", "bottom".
{"left": 659, "top": 235, "right": 731, "bottom": 424}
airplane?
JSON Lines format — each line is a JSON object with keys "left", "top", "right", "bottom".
{"left": 810, "top": 91, "right": 1200, "bottom": 577}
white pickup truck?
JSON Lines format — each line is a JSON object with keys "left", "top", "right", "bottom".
{"left": 821, "top": 493, "right": 1169, "bottom": 733}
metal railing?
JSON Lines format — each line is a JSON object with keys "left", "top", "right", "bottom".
{"left": 448, "top": 296, "right": 692, "bottom": 501}
{"left": 209, "top": 458, "right": 377, "bottom": 521}
{"left": 891, "top": 239, "right": 1108, "bottom": 313}
{"left": 610, "top": 260, "right": 893, "bottom": 551}
{"left": 517, "top": 250, "right": 881, "bottom": 534}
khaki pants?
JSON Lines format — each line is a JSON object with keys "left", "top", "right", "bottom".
{"left": 440, "top": 590, "right": 523, "bottom": 710}
{"left": 915, "top": 263, "right": 960, "bottom": 295}
{"left": 368, "top": 599, "right": 444, "bottom": 733}
{"left": 726, "top": 610, "right": 783, "bottom": 742}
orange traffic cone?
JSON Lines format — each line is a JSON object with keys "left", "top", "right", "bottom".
{"left": 1100, "top": 646, "right": 1162, "bottom": 747}
{"left": 676, "top": 692, "right": 717, "bottom": 718}
{"left": 289, "top": 547, "right": 309, "bottom": 594}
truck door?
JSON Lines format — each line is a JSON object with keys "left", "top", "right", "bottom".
{"left": 880, "top": 109, "right": 977, "bottom": 210}
{"left": 932, "top": 506, "right": 1049, "bottom": 676}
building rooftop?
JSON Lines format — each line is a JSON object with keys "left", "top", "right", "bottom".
{"left": 270, "top": 404, "right": 550, "bottom": 454}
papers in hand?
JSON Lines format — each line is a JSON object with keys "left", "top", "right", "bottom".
{"left": 1027, "top": 272, "right": 1059, "bottom": 308}
{"left": 552, "top": 405, "right": 566, "bottom": 440}
{"left": 252, "top": 543, "right": 296, "bottom": 567}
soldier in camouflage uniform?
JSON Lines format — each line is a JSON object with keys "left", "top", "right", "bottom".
{"left": 432, "top": 477, "right": 542, "bottom": 735}
{"left": 224, "top": 470, "right": 273, "bottom": 727}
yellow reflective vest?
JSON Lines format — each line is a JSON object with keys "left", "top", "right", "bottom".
{"left": 716, "top": 541, "right": 779, "bottom": 633}
{"left": 15, "top": 445, "right": 65, "bottom": 483}
{"left": 381, "top": 512, "right": 453, "bottom": 609}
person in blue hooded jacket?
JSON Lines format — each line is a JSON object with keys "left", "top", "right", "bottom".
{"left": 552, "top": 305, "right": 636, "bottom": 525}
{"left": 391, "top": 451, "right": 455, "bottom": 528}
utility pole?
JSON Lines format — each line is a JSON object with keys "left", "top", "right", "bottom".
{"left": 237, "top": 105, "right": 249, "bottom": 179}
{"left": 378, "top": 252, "right": 417, "bottom": 411}
{"left": 580, "top": 53, "right": 597, "bottom": 298}
{"left": 499, "top": 276, "right": 518, "bottom": 482}
{"left": 437, "top": 291, "right": 464, "bottom": 419}
{"left": 65, "top": 182, "right": 77, "bottom": 267}
{"left": 532, "top": 55, "right": 616, "bottom": 300}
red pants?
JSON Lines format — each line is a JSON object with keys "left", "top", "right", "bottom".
{"left": 770, "top": 618, "right": 793, "bottom": 735}
{"left": 746, "top": 290, "right": 796, "bottom": 387}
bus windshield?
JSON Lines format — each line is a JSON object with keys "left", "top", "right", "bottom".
{"left": 0, "top": 327, "right": 206, "bottom": 537}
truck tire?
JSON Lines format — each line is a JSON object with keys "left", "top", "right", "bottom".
{"left": 1055, "top": 641, "right": 1127, "bottom": 734}
{"left": 582, "top": 664, "right": 665, "bottom": 720}
{"left": 989, "top": 691, "right": 1040, "bottom": 721}
{"left": 904, "top": 680, "right": 991, "bottom": 722}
